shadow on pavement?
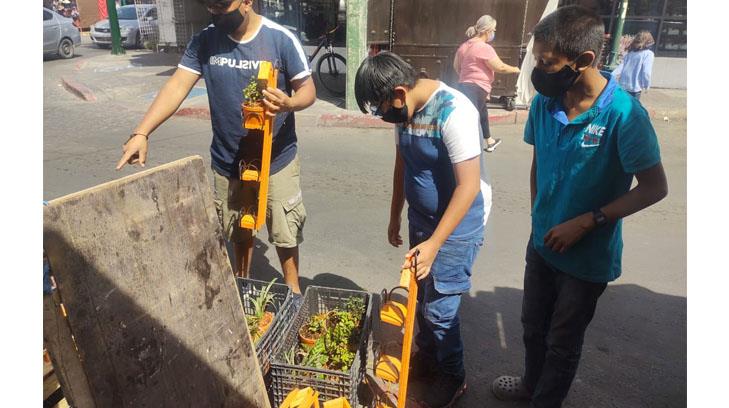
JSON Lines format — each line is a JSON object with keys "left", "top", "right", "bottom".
{"left": 232, "top": 237, "right": 364, "bottom": 293}
{"left": 312, "top": 73, "right": 346, "bottom": 109}
{"left": 43, "top": 53, "right": 83, "bottom": 62}
{"left": 237, "top": 234, "right": 685, "bottom": 406}
{"left": 128, "top": 50, "right": 183, "bottom": 69}
{"left": 456, "top": 283, "right": 686, "bottom": 407}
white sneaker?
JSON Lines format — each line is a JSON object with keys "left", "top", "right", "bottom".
{"left": 485, "top": 138, "right": 502, "bottom": 152}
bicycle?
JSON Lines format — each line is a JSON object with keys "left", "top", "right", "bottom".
{"left": 308, "top": 25, "right": 346, "bottom": 97}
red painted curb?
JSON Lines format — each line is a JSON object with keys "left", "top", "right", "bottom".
{"left": 61, "top": 76, "right": 96, "bottom": 102}
{"left": 316, "top": 111, "right": 521, "bottom": 128}
{"left": 175, "top": 107, "right": 211, "bottom": 120}
{"left": 317, "top": 113, "right": 393, "bottom": 128}
{"left": 73, "top": 58, "right": 89, "bottom": 72}
{"left": 489, "top": 112, "right": 516, "bottom": 124}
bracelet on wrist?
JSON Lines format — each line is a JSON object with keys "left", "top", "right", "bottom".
{"left": 128, "top": 132, "right": 149, "bottom": 141}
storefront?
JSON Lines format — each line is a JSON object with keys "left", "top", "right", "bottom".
{"left": 256, "top": 0, "right": 346, "bottom": 47}
{"left": 560, "top": 0, "right": 687, "bottom": 88}
{"left": 561, "top": 0, "right": 686, "bottom": 57}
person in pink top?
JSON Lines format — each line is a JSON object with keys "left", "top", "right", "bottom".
{"left": 454, "top": 15, "right": 521, "bottom": 152}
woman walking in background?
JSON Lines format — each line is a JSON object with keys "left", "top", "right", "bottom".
{"left": 454, "top": 15, "right": 520, "bottom": 152}
{"left": 612, "top": 31, "right": 655, "bottom": 100}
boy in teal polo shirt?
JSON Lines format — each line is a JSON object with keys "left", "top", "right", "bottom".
{"left": 491, "top": 6, "right": 668, "bottom": 407}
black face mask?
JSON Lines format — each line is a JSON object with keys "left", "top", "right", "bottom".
{"left": 531, "top": 63, "right": 581, "bottom": 98}
{"left": 380, "top": 104, "right": 409, "bottom": 124}
{"left": 212, "top": 6, "right": 245, "bottom": 34}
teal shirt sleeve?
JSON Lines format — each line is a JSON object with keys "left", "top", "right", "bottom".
{"left": 617, "top": 102, "right": 662, "bottom": 173}
{"left": 524, "top": 96, "right": 541, "bottom": 145}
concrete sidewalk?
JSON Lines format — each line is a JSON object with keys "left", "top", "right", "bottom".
{"left": 59, "top": 47, "right": 687, "bottom": 128}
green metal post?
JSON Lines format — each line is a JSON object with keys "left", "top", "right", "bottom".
{"left": 106, "top": 0, "right": 126, "bottom": 55}
{"left": 346, "top": 0, "right": 368, "bottom": 111}
{"left": 607, "top": 0, "right": 628, "bottom": 69}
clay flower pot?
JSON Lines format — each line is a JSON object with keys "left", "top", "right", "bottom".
{"left": 257, "top": 311, "right": 274, "bottom": 337}
{"left": 298, "top": 324, "right": 319, "bottom": 346}
{"left": 243, "top": 103, "right": 265, "bottom": 130}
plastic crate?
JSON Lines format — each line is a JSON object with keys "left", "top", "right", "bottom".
{"left": 237, "top": 277, "right": 295, "bottom": 375}
{"left": 269, "top": 286, "right": 372, "bottom": 407}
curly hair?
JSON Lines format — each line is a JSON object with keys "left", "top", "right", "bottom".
{"left": 629, "top": 31, "right": 655, "bottom": 51}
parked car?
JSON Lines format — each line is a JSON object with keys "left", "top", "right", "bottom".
{"left": 43, "top": 7, "right": 81, "bottom": 59}
{"left": 90, "top": 5, "right": 158, "bottom": 49}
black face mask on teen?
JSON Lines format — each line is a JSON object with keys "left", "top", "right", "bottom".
{"left": 530, "top": 63, "right": 581, "bottom": 98}
{"left": 380, "top": 104, "right": 409, "bottom": 124}
{"left": 212, "top": 4, "right": 246, "bottom": 34}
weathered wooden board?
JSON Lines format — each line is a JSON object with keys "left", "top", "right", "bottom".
{"left": 44, "top": 292, "right": 95, "bottom": 408}
{"left": 43, "top": 156, "right": 270, "bottom": 408}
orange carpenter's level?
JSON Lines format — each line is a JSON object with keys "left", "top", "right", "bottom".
{"left": 279, "top": 387, "right": 320, "bottom": 408}
{"left": 322, "top": 397, "right": 351, "bottom": 408}
{"left": 239, "top": 61, "right": 278, "bottom": 231}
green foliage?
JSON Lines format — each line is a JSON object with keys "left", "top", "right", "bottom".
{"left": 322, "top": 310, "right": 357, "bottom": 370}
{"left": 284, "top": 347, "right": 297, "bottom": 365}
{"left": 245, "top": 279, "right": 277, "bottom": 343}
{"left": 306, "top": 312, "right": 328, "bottom": 337}
{"left": 243, "top": 76, "right": 262, "bottom": 105}
{"left": 294, "top": 295, "right": 366, "bottom": 372}
{"left": 345, "top": 296, "right": 365, "bottom": 324}
{"left": 299, "top": 337, "right": 328, "bottom": 368}
{"left": 253, "top": 279, "right": 277, "bottom": 319}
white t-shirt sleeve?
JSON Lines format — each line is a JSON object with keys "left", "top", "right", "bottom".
{"left": 441, "top": 101, "right": 482, "bottom": 163}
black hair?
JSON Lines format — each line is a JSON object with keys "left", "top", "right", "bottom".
{"left": 533, "top": 5, "right": 605, "bottom": 65}
{"left": 196, "top": 0, "right": 236, "bottom": 7}
{"left": 354, "top": 52, "right": 417, "bottom": 114}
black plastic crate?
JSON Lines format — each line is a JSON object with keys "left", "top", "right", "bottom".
{"left": 236, "top": 277, "right": 295, "bottom": 375}
{"left": 269, "top": 285, "right": 372, "bottom": 406}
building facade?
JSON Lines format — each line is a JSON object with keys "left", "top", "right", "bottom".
{"left": 560, "top": 0, "right": 687, "bottom": 88}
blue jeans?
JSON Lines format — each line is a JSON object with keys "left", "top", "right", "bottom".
{"left": 522, "top": 238, "right": 607, "bottom": 408}
{"left": 409, "top": 226, "right": 483, "bottom": 377}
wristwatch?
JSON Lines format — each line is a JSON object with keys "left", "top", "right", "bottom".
{"left": 592, "top": 209, "right": 608, "bottom": 227}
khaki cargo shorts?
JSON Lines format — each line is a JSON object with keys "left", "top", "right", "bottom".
{"left": 212, "top": 155, "right": 306, "bottom": 248}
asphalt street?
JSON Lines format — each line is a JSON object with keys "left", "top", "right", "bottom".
{"left": 43, "top": 41, "right": 687, "bottom": 407}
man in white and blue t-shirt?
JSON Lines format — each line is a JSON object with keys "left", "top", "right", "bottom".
{"left": 355, "top": 52, "right": 493, "bottom": 408}
{"left": 116, "top": 0, "right": 316, "bottom": 301}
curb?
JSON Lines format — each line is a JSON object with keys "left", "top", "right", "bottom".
{"left": 175, "top": 107, "right": 211, "bottom": 120}
{"left": 317, "top": 113, "right": 393, "bottom": 128}
{"left": 166, "top": 105, "right": 685, "bottom": 126}
{"left": 646, "top": 108, "right": 687, "bottom": 121}
{"left": 315, "top": 110, "right": 528, "bottom": 128}
{"left": 61, "top": 76, "right": 96, "bottom": 102}
{"left": 170, "top": 108, "right": 527, "bottom": 127}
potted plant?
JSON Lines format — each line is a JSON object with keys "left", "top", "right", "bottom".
{"left": 293, "top": 296, "right": 367, "bottom": 372}
{"left": 298, "top": 311, "right": 330, "bottom": 346}
{"left": 269, "top": 289, "right": 370, "bottom": 406}
{"left": 242, "top": 75, "right": 265, "bottom": 129}
{"left": 245, "top": 278, "right": 277, "bottom": 344}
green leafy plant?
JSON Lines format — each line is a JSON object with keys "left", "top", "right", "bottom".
{"left": 243, "top": 75, "right": 262, "bottom": 106}
{"left": 345, "top": 296, "right": 365, "bottom": 325}
{"left": 245, "top": 279, "right": 277, "bottom": 343}
{"left": 299, "top": 337, "right": 328, "bottom": 368}
{"left": 322, "top": 310, "right": 357, "bottom": 370}
{"left": 293, "top": 295, "right": 366, "bottom": 372}
{"left": 308, "top": 312, "right": 329, "bottom": 335}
